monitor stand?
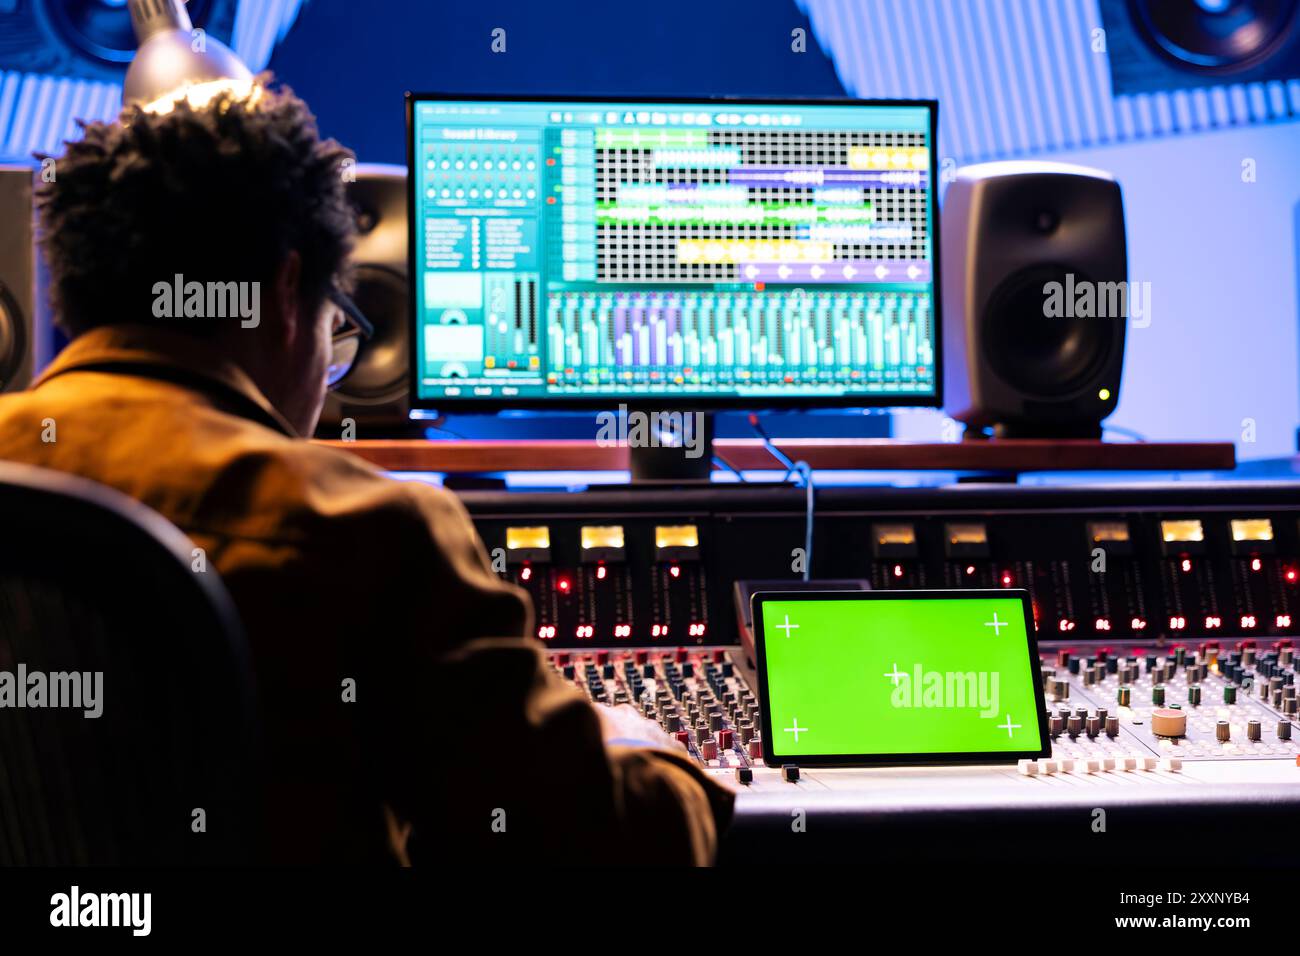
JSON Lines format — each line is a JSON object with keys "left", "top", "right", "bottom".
{"left": 626, "top": 409, "right": 715, "bottom": 482}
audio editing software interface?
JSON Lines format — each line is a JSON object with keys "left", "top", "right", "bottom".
{"left": 409, "top": 98, "right": 937, "bottom": 404}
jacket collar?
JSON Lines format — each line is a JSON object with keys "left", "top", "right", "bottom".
{"left": 34, "top": 324, "right": 299, "bottom": 436}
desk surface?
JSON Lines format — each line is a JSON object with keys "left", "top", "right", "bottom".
{"left": 317, "top": 438, "right": 1237, "bottom": 474}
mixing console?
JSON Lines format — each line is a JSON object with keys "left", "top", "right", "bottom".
{"left": 550, "top": 642, "right": 1299, "bottom": 775}
{"left": 490, "top": 485, "right": 1300, "bottom": 863}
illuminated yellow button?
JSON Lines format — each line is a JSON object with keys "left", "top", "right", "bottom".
{"left": 1231, "top": 518, "right": 1273, "bottom": 542}
{"left": 655, "top": 525, "right": 699, "bottom": 549}
{"left": 581, "top": 525, "right": 625, "bottom": 550}
{"left": 1161, "top": 519, "right": 1204, "bottom": 543}
{"left": 506, "top": 526, "right": 550, "bottom": 550}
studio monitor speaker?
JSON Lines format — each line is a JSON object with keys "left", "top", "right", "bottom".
{"left": 0, "top": 166, "right": 35, "bottom": 394}
{"left": 941, "top": 162, "right": 1127, "bottom": 439}
{"left": 1099, "top": 0, "right": 1300, "bottom": 94}
{"left": 317, "top": 164, "right": 411, "bottom": 436}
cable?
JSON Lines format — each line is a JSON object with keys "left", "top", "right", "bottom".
{"left": 711, "top": 455, "right": 745, "bottom": 482}
{"left": 748, "top": 414, "right": 815, "bottom": 581}
{"left": 1102, "top": 424, "right": 1147, "bottom": 443}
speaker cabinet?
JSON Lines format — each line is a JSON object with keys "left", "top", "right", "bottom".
{"left": 942, "top": 162, "right": 1127, "bottom": 439}
{"left": 0, "top": 166, "right": 34, "bottom": 394}
{"left": 317, "top": 164, "right": 411, "bottom": 436}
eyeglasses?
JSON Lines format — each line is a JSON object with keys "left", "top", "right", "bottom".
{"left": 325, "top": 285, "right": 374, "bottom": 388}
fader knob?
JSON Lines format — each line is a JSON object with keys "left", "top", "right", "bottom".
{"left": 748, "top": 739, "right": 763, "bottom": 759}
{"left": 1151, "top": 708, "right": 1187, "bottom": 738}
{"left": 718, "top": 728, "right": 734, "bottom": 750}
{"left": 1216, "top": 720, "right": 1231, "bottom": 742}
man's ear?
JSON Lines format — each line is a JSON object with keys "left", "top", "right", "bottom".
{"left": 273, "top": 250, "right": 303, "bottom": 345}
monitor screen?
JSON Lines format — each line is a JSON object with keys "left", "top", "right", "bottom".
{"left": 406, "top": 95, "right": 940, "bottom": 409}
{"left": 752, "top": 590, "right": 1048, "bottom": 765}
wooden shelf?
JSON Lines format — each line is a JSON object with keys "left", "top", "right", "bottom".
{"left": 316, "top": 438, "right": 1236, "bottom": 474}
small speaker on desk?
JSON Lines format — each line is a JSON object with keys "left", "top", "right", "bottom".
{"left": 318, "top": 164, "right": 412, "bottom": 436}
{"left": 0, "top": 167, "right": 35, "bottom": 394}
{"left": 942, "top": 162, "right": 1128, "bottom": 440}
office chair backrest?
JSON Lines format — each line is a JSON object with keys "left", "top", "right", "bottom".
{"left": 0, "top": 461, "right": 259, "bottom": 864}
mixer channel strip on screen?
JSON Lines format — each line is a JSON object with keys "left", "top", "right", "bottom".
{"left": 544, "top": 289, "right": 932, "bottom": 393}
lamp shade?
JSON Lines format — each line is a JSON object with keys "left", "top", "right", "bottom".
{"left": 123, "top": 0, "right": 252, "bottom": 110}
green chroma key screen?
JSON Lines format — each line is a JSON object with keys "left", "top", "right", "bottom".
{"left": 754, "top": 590, "right": 1049, "bottom": 765}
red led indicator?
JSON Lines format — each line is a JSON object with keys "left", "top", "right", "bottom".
{"left": 1287, "top": 569, "right": 1298, "bottom": 583}
{"left": 669, "top": 565, "right": 681, "bottom": 578}
{"left": 596, "top": 566, "right": 607, "bottom": 580}
{"left": 520, "top": 566, "right": 532, "bottom": 582}
{"left": 1001, "top": 572, "right": 1013, "bottom": 587}
{"left": 557, "top": 578, "right": 571, "bottom": 593}
{"left": 965, "top": 565, "right": 976, "bottom": 576}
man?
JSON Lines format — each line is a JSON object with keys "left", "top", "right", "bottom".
{"left": 0, "top": 82, "right": 732, "bottom": 864}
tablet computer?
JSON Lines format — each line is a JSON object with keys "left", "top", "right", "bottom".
{"left": 751, "top": 589, "right": 1050, "bottom": 766}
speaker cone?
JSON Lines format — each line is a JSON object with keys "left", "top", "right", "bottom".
{"left": 43, "top": 0, "right": 218, "bottom": 65}
{"left": 0, "top": 284, "right": 28, "bottom": 390}
{"left": 1131, "top": 0, "right": 1300, "bottom": 72}
{"left": 980, "top": 264, "right": 1117, "bottom": 400}
{"left": 333, "top": 263, "right": 407, "bottom": 405}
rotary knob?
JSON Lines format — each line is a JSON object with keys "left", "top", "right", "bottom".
{"left": 1216, "top": 720, "right": 1231, "bottom": 742}
{"left": 1151, "top": 708, "right": 1187, "bottom": 738}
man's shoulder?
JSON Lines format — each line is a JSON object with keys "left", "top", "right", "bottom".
{"left": 208, "top": 432, "right": 462, "bottom": 544}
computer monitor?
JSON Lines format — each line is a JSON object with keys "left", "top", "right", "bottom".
{"left": 406, "top": 94, "right": 941, "bottom": 411}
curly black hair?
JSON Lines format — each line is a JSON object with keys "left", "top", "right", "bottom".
{"left": 36, "top": 79, "right": 356, "bottom": 336}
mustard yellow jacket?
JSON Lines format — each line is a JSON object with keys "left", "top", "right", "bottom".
{"left": 0, "top": 324, "right": 733, "bottom": 864}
